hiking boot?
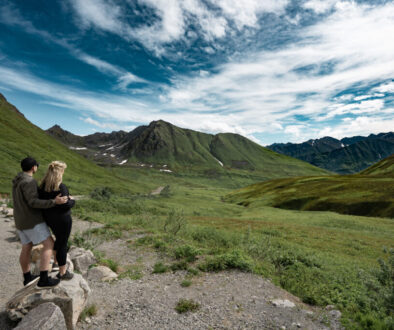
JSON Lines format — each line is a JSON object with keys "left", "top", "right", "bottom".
{"left": 37, "top": 276, "right": 60, "bottom": 289}
{"left": 56, "top": 270, "right": 74, "bottom": 280}
{"left": 51, "top": 263, "right": 59, "bottom": 271}
{"left": 23, "top": 274, "right": 39, "bottom": 287}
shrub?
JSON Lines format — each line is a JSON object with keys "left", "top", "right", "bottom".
{"left": 170, "top": 261, "right": 188, "bottom": 272}
{"left": 90, "top": 187, "right": 113, "bottom": 200}
{"left": 174, "top": 245, "right": 200, "bottom": 262}
{"left": 160, "top": 185, "right": 171, "bottom": 197}
{"left": 175, "top": 299, "right": 200, "bottom": 313}
{"left": 198, "top": 250, "right": 253, "bottom": 272}
{"left": 100, "top": 258, "right": 119, "bottom": 273}
{"left": 181, "top": 279, "right": 192, "bottom": 287}
{"left": 163, "top": 210, "right": 187, "bottom": 236}
{"left": 79, "top": 304, "right": 97, "bottom": 321}
{"left": 152, "top": 262, "right": 169, "bottom": 274}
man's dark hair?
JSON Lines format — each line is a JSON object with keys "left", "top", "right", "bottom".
{"left": 21, "top": 157, "right": 39, "bottom": 172}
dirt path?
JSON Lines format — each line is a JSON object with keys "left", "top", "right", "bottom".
{"left": 150, "top": 186, "right": 165, "bottom": 195}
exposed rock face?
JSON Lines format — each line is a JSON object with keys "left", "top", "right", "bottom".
{"left": 68, "top": 247, "right": 96, "bottom": 275}
{"left": 14, "top": 302, "right": 67, "bottom": 330}
{"left": 88, "top": 265, "right": 118, "bottom": 282}
{"left": 6, "top": 273, "right": 90, "bottom": 330}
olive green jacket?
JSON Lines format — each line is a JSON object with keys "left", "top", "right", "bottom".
{"left": 12, "top": 172, "right": 55, "bottom": 230}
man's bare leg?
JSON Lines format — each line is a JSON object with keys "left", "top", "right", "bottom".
{"left": 20, "top": 242, "right": 33, "bottom": 273}
{"left": 40, "top": 236, "right": 54, "bottom": 271}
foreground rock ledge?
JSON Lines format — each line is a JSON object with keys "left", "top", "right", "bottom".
{"left": 14, "top": 302, "right": 66, "bottom": 330}
{"left": 6, "top": 274, "right": 90, "bottom": 330}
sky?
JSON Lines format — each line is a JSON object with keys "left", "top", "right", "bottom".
{"left": 0, "top": 0, "right": 393, "bottom": 145}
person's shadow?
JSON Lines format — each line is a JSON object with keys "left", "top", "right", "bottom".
{"left": 5, "top": 230, "right": 19, "bottom": 243}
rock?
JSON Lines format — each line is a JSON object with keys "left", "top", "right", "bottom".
{"left": 88, "top": 265, "right": 118, "bottom": 282}
{"left": 325, "top": 305, "right": 335, "bottom": 310}
{"left": 329, "top": 309, "right": 342, "bottom": 319}
{"left": 4, "top": 208, "right": 14, "bottom": 217}
{"left": 271, "top": 299, "right": 296, "bottom": 308}
{"left": 14, "top": 302, "right": 66, "bottom": 330}
{"left": 68, "top": 247, "right": 96, "bottom": 275}
{"left": 6, "top": 273, "right": 90, "bottom": 330}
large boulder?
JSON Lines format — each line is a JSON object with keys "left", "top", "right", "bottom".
{"left": 14, "top": 302, "right": 66, "bottom": 330}
{"left": 68, "top": 246, "right": 96, "bottom": 275}
{"left": 6, "top": 273, "right": 90, "bottom": 330}
{"left": 88, "top": 265, "right": 118, "bottom": 282}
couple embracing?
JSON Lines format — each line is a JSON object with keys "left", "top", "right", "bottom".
{"left": 12, "top": 157, "right": 75, "bottom": 289}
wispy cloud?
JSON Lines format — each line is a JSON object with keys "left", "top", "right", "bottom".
{"left": 68, "top": 0, "right": 288, "bottom": 55}
{"left": 0, "top": 2, "right": 145, "bottom": 88}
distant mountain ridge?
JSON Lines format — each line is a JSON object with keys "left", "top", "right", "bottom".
{"left": 268, "top": 133, "right": 394, "bottom": 174}
{"left": 46, "top": 121, "right": 329, "bottom": 179}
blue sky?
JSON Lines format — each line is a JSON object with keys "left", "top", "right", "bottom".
{"left": 0, "top": 0, "right": 393, "bottom": 145}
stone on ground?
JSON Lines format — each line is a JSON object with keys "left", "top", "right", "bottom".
{"left": 14, "top": 302, "right": 66, "bottom": 330}
{"left": 271, "top": 299, "right": 296, "bottom": 308}
{"left": 69, "top": 247, "right": 96, "bottom": 275}
{"left": 88, "top": 265, "right": 118, "bottom": 282}
{"left": 6, "top": 273, "right": 90, "bottom": 330}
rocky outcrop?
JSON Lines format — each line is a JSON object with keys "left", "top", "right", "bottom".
{"left": 88, "top": 265, "right": 118, "bottom": 282}
{"left": 14, "top": 302, "right": 67, "bottom": 330}
{"left": 6, "top": 273, "right": 90, "bottom": 330}
{"left": 68, "top": 246, "right": 96, "bottom": 275}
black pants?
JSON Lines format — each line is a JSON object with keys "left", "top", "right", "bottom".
{"left": 46, "top": 217, "right": 72, "bottom": 266}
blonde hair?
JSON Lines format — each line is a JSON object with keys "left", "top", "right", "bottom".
{"left": 40, "top": 161, "right": 67, "bottom": 192}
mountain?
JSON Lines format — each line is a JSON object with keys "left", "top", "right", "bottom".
{"left": 224, "top": 154, "right": 394, "bottom": 218}
{"left": 47, "top": 120, "right": 330, "bottom": 179}
{"left": 268, "top": 133, "right": 394, "bottom": 174}
{"left": 0, "top": 93, "right": 142, "bottom": 195}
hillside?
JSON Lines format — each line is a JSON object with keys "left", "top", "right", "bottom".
{"left": 0, "top": 93, "right": 141, "bottom": 195}
{"left": 268, "top": 133, "right": 394, "bottom": 174}
{"left": 47, "top": 120, "right": 330, "bottom": 179}
{"left": 224, "top": 155, "right": 394, "bottom": 218}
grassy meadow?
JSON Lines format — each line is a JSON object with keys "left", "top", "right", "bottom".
{"left": 72, "top": 166, "right": 394, "bottom": 329}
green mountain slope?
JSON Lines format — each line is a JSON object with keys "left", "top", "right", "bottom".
{"left": 48, "top": 119, "right": 330, "bottom": 179}
{"left": 0, "top": 93, "right": 140, "bottom": 195}
{"left": 224, "top": 157, "right": 394, "bottom": 218}
{"left": 360, "top": 154, "right": 394, "bottom": 177}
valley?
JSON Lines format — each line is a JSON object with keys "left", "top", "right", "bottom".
{"left": 0, "top": 93, "right": 393, "bottom": 329}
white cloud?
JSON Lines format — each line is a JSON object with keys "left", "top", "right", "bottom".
{"left": 373, "top": 81, "right": 394, "bottom": 93}
{"left": 212, "top": 0, "right": 288, "bottom": 29}
{"left": 68, "top": 0, "right": 287, "bottom": 54}
{"left": 304, "top": 0, "right": 337, "bottom": 14}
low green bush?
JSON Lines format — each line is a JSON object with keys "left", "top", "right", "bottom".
{"left": 175, "top": 299, "right": 200, "bottom": 313}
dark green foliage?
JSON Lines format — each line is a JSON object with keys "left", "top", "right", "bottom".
{"left": 175, "top": 299, "right": 200, "bottom": 313}
{"left": 90, "top": 187, "right": 113, "bottom": 200}
{"left": 152, "top": 262, "right": 169, "bottom": 274}
{"left": 198, "top": 250, "right": 253, "bottom": 272}
{"left": 160, "top": 185, "right": 171, "bottom": 197}
{"left": 170, "top": 261, "right": 189, "bottom": 272}
{"left": 79, "top": 304, "right": 97, "bottom": 321}
{"left": 99, "top": 258, "right": 119, "bottom": 273}
{"left": 181, "top": 279, "right": 192, "bottom": 287}
{"left": 174, "top": 245, "right": 200, "bottom": 262}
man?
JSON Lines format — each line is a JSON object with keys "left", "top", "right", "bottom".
{"left": 12, "top": 157, "right": 68, "bottom": 288}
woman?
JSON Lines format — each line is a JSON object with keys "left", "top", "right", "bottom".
{"left": 38, "top": 161, "right": 74, "bottom": 280}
